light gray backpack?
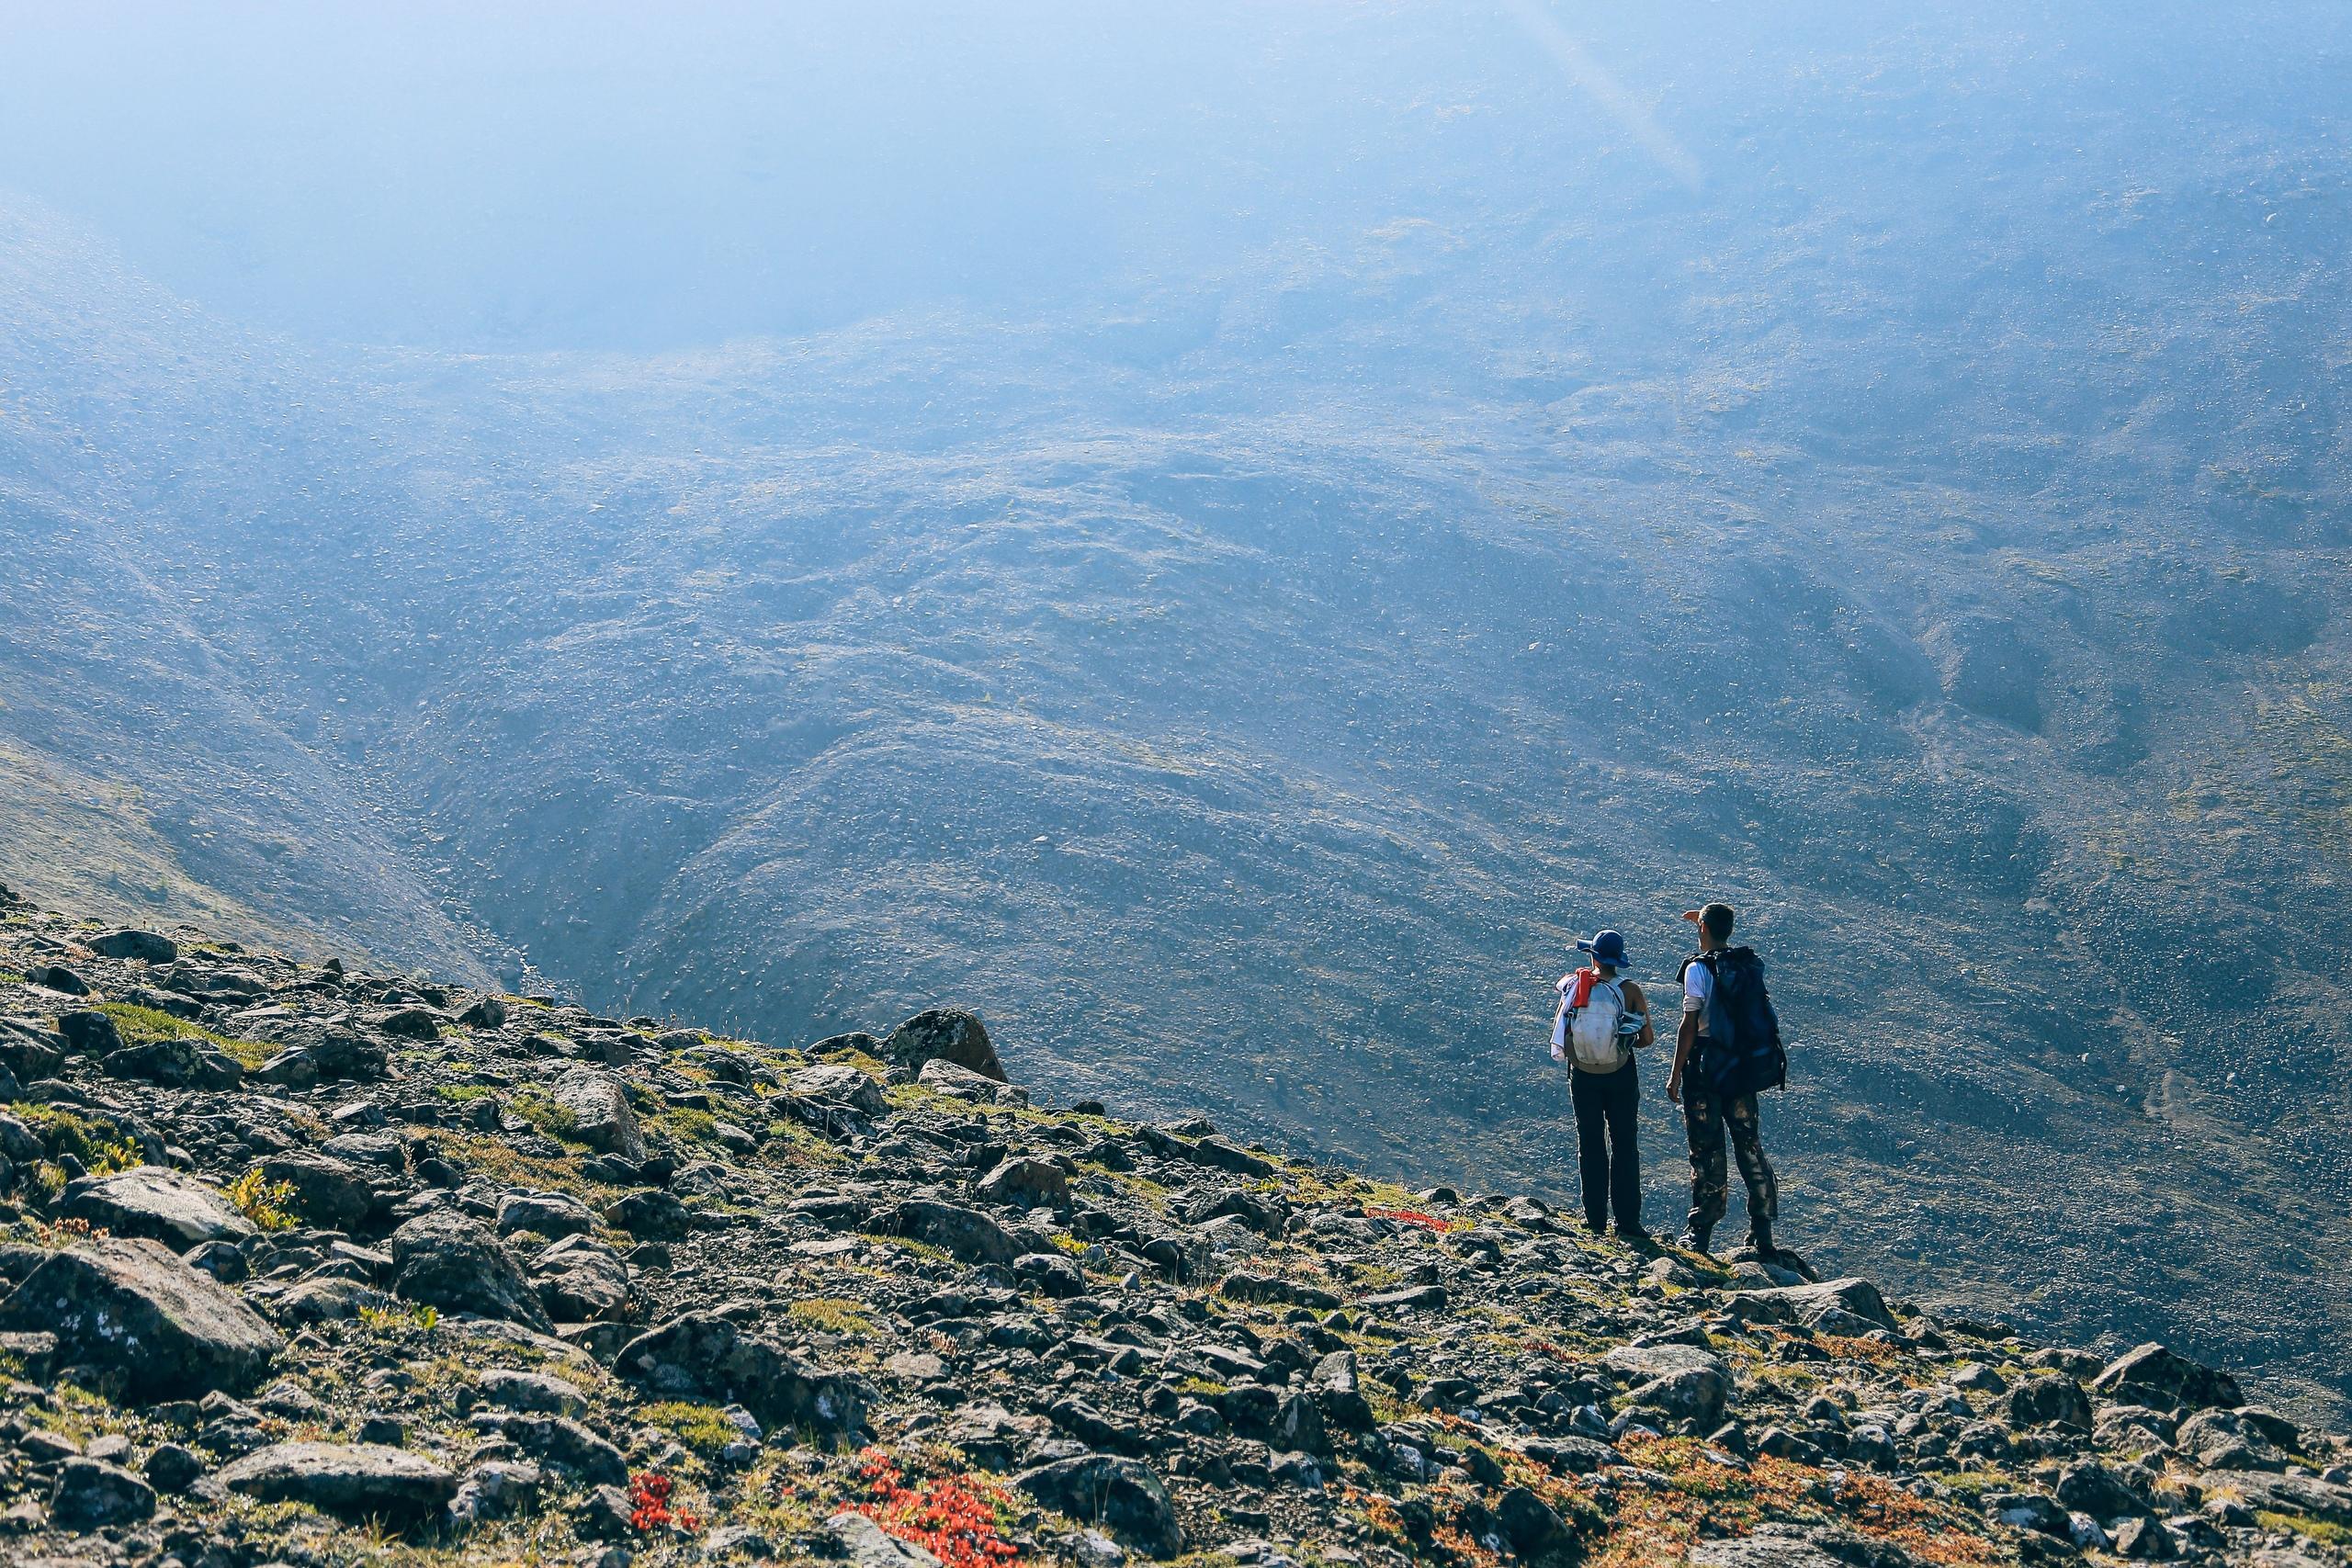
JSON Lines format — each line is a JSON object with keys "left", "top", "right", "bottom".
{"left": 1552, "top": 975, "right": 1643, "bottom": 1072}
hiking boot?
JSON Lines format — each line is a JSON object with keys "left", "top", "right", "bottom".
{"left": 1678, "top": 1224, "right": 1713, "bottom": 1256}
{"left": 1746, "top": 1221, "right": 1775, "bottom": 1258}
{"left": 1582, "top": 1216, "right": 1607, "bottom": 1235}
{"left": 1613, "top": 1224, "right": 1654, "bottom": 1247}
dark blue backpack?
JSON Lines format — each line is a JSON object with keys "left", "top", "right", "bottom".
{"left": 1686, "top": 946, "right": 1787, "bottom": 1097}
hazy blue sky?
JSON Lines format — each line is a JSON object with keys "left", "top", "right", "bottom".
{"left": 0, "top": 3, "right": 2339, "bottom": 352}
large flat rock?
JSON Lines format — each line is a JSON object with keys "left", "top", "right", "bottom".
{"left": 62, "top": 1167, "right": 257, "bottom": 1250}
{"left": 215, "top": 1441, "right": 457, "bottom": 1523}
{"left": 0, "top": 1237, "right": 279, "bottom": 1398}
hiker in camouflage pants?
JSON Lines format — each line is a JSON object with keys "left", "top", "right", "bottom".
{"left": 1681, "top": 1078, "right": 1777, "bottom": 1238}
{"left": 1668, "top": 900, "right": 1781, "bottom": 1256}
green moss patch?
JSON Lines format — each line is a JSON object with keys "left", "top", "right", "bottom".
{"left": 97, "top": 1002, "right": 273, "bottom": 1070}
{"left": 786, "top": 1297, "right": 878, "bottom": 1337}
{"left": 2257, "top": 1510, "right": 2352, "bottom": 1547}
{"left": 641, "top": 1399, "right": 746, "bottom": 1463}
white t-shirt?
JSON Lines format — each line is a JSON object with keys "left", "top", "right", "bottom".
{"left": 1683, "top": 958, "right": 1713, "bottom": 1030}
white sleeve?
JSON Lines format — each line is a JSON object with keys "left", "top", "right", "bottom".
{"left": 1682, "top": 963, "right": 1711, "bottom": 1012}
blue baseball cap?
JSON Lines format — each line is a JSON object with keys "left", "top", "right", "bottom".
{"left": 1577, "top": 930, "right": 1630, "bottom": 968}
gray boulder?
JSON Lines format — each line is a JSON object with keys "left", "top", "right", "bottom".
{"left": 616, "top": 1310, "right": 868, "bottom": 1433}
{"left": 1015, "top": 1455, "right": 1183, "bottom": 1559}
{"left": 1269, "top": 1390, "right": 1329, "bottom": 1454}
{"left": 790, "top": 1063, "right": 888, "bottom": 1115}
{"left": 372, "top": 1007, "right": 450, "bottom": 1041}
{"left": 1182, "top": 1135, "right": 1275, "bottom": 1178}
{"left": 390, "top": 1211, "right": 553, "bottom": 1332}
{"left": 2055, "top": 1460, "right": 2158, "bottom": 1521}
{"left": 1607, "top": 1343, "right": 1731, "bottom": 1428}
{"left": 497, "top": 1190, "right": 596, "bottom": 1239}
{"left": 1310, "top": 1349, "right": 1374, "bottom": 1429}
{"left": 51, "top": 1458, "right": 156, "bottom": 1531}
{"left": 480, "top": 1369, "right": 588, "bottom": 1416}
{"left": 253, "top": 1152, "right": 374, "bottom": 1230}
{"left": 1984, "top": 1491, "right": 2071, "bottom": 1538}
{"left": 30, "top": 963, "right": 94, "bottom": 995}
{"left": 1688, "top": 1537, "right": 1848, "bottom": 1568}
{"left": 1358, "top": 1283, "right": 1448, "bottom": 1313}
{"left": 1737, "top": 1277, "right": 1899, "bottom": 1334}
{"left": 272, "top": 1277, "right": 392, "bottom": 1325}
{"left": 1497, "top": 1486, "right": 1564, "bottom": 1553}
{"left": 2236, "top": 1406, "right": 2304, "bottom": 1450}
{"left": 216, "top": 1441, "right": 457, "bottom": 1524}
{"left": 572, "top": 1482, "right": 635, "bottom": 1540}
{"left": 884, "top": 1008, "right": 1006, "bottom": 1082}
{"left": 104, "top": 1035, "right": 235, "bottom": 1089}
{"left": 2176, "top": 1408, "right": 2286, "bottom": 1472}
{"left": 62, "top": 1167, "right": 257, "bottom": 1250}
{"left": 0, "top": 1237, "right": 280, "bottom": 1397}
{"left": 469, "top": 1413, "right": 628, "bottom": 1485}
{"left": 977, "top": 1156, "right": 1069, "bottom": 1210}
{"left": 0, "top": 1111, "right": 41, "bottom": 1163}
{"left": 2219, "top": 1471, "right": 2352, "bottom": 1526}
{"left": 1628, "top": 1366, "right": 1729, "bottom": 1427}
{"left": 89, "top": 930, "right": 178, "bottom": 964}
{"left": 551, "top": 1067, "right": 646, "bottom": 1160}
{"left": 251, "top": 1024, "right": 388, "bottom": 1085}
{"left": 831, "top": 1510, "right": 944, "bottom": 1568}
{"left": 142, "top": 1443, "right": 206, "bottom": 1494}
{"left": 323, "top": 1130, "right": 412, "bottom": 1169}
{"left": 919, "top": 1058, "right": 1008, "bottom": 1104}
{"left": 2092, "top": 1342, "right": 2242, "bottom": 1414}
{"left": 55, "top": 1010, "right": 123, "bottom": 1056}
{"left": 1529, "top": 1437, "right": 1624, "bottom": 1474}
{"left": 1015, "top": 1251, "right": 1086, "bottom": 1298}
{"left": 604, "top": 1189, "right": 692, "bottom": 1239}
{"left": 2005, "top": 1374, "right": 2095, "bottom": 1432}
{"left": 530, "top": 1234, "right": 631, "bottom": 1322}
{"left": 447, "top": 1458, "right": 540, "bottom": 1526}
{"left": 892, "top": 1199, "right": 1020, "bottom": 1265}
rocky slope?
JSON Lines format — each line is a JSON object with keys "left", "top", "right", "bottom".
{"left": 2, "top": 886, "right": 2348, "bottom": 1568}
{"left": 12, "top": 3, "right": 2352, "bottom": 1416}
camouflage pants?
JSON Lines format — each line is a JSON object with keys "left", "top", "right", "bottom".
{"left": 1683, "top": 1080, "right": 1778, "bottom": 1233}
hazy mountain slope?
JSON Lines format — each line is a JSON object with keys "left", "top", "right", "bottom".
{"left": 0, "top": 208, "right": 507, "bottom": 981}
{"left": 4, "top": 0, "right": 2352, "bottom": 1414}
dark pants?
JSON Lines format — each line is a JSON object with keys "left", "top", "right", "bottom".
{"left": 1683, "top": 1077, "right": 1778, "bottom": 1235}
{"left": 1570, "top": 1062, "right": 1641, "bottom": 1230}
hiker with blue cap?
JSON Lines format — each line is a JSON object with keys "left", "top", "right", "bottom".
{"left": 1551, "top": 927, "right": 1656, "bottom": 1241}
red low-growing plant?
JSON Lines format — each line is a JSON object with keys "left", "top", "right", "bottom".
{"left": 629, "top": 1471, "right": 701, "bottom": 1534}
{"left": 1366, "top": 1205, "right": 1452, "bottom": 1232}
{"left": 855, "top": 1447, "right": 1019, "bottom": 1568}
